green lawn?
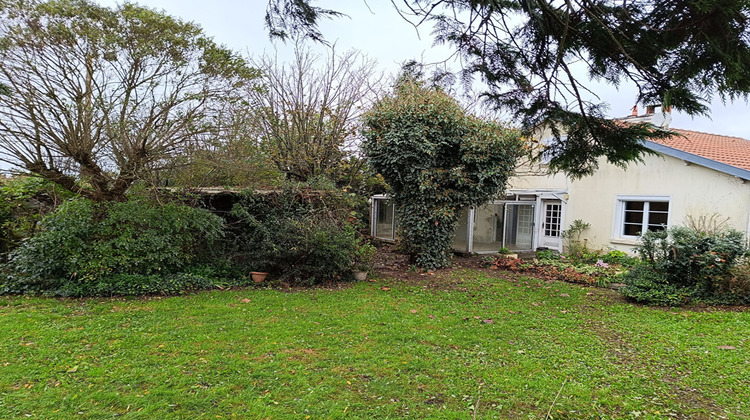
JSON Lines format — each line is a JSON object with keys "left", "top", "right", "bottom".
{"left": 1, "top": 269, "right": 748, "bottom": 419}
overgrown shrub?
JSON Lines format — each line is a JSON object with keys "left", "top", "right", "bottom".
{"left": 620, "top": 264, "right": 687, "bottom": 306}
{"left": 621, "top": 226, "right": 748, "bottom": 305}
{"left": 0, "top": 175, "right": 72, "bottom": 258}
{"left": 722, "top": 261, "right": 750, "bottom": 305}
{"left": 224, "top": 189, "right": 360, "bottom": 285}
{"left": 1, "top": 197, "right": 226, "bottom": 296}
{"left": 362, "top": 75, "right": 524, "bottom": 269}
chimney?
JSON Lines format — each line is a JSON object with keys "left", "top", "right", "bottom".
{"left": 620, "top": 104, "right": 671, "bottom": 127}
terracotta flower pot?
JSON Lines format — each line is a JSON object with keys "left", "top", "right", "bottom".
{"left": 251, "top": 271, "right": 269, "bottom": 283}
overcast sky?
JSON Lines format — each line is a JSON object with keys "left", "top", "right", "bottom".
{"left": 97, "top": 0, "right": 750, "bottom": 140}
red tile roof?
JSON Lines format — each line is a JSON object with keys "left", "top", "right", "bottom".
{"left": 650, "top": 128, "right": 750, "bottom": 171}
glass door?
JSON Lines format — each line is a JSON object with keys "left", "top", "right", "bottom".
{"left": 503, "top": 203, "right": 535, "bottom": 250}
{"left": 471, "top": 203, "right": 505, "bottom": 252}
{"left": 373, "top": 198, "right": 395, "bottom": 240}
{"left": 539, "top": 201, "right": 562, "bottom": 250}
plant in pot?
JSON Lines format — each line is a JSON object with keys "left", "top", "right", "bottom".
{"left": 498, "top": 247, "right": 518, "bottom": 259}
{"left": 250, "top": 268, "right": 269, "bottom": 283}
{"left": 352, "top": 238, "right": 376, "bottom": 281}
{"left": 249, "top": 243, "right": 275, "bottom": 284}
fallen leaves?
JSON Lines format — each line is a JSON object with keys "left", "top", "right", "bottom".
{"left": 718, "top": 346, "right": 737, "bottom": 350}
{"left": 381, "top": 287, "right": 391, "bottom": 291}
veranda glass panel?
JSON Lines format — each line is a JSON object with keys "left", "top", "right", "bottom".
{"left": 504, "top": 204, "right": 534, "bottom": 250}
{"left": 452, "top": 207, "right": 470, "bottom": 252}
{"left": 472, "top": 203, "right": 505, "bottom": 252}
{"left": 374, "top": 199, "right": 395, "bottom": 240}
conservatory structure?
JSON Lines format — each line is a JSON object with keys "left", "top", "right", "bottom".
{"left": 370, "top": 189, "right": 567, "bottom": 254}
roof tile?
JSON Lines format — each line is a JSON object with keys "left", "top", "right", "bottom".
{"left": 651, "top": 128, "right": 750, "bottom": 171}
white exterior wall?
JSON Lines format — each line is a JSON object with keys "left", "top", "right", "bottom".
{"left": 508, "top": 153, "right": 750, "bottom": 253}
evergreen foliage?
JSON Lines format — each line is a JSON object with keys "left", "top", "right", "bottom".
{"left": 362, "top": 77, "right": 524, "bottom": 269}
{"left": 622, "top": 226, "right": 749, "bottom": 305}
{"left": 223, "top": 189, "right": 361, "bottom": 285}
{"left": 1, "top": 197, "right": 226, "bottom": 296}
{"left": 0, "top": 176, "right": 72, "bottom": 257}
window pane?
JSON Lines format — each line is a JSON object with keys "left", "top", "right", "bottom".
{"left": 624, "top": 210, "right": 644, "bottom": 224}
{"left": 647, "top": 224, "right": 666, "bottom": 232}
{"left": 625, "top": 201, "right": 644, "bottom": 211}
{"left": 648, "top": 212, "right": 668, "bottom": 225}
{"left": 650, "top": 201, "right": 669, "bottom": 212}
{"left": 623, "top": 223, "right": 642, "bottom": 236}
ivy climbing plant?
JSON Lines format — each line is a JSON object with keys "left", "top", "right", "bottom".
{"left": 363, "top": 77, "right": 524, "bottom": 269}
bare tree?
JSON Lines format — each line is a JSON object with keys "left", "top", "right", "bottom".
{"left": 249, "top": 45, "right": 381, "bottom": 182}
{"left": 162, "top": 102, "right": 282, "bottom": 188}
{"left": 0, "top": 0, "right": 259, "bottom": 201}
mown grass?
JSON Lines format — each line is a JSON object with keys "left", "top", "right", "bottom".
{"left": 0, "top": 269, "right": 748, "bottom": 419}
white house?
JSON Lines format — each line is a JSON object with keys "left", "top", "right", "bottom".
{"left": 371, "top": 107, "right": 750, "bottom": 254}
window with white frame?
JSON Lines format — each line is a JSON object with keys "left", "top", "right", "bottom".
{"left": 615, "top": 196, "right": 670, "bottom": 238}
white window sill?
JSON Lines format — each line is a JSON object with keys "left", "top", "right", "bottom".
{"left": 609, "top": 238, "right": 639, "bottom": 246}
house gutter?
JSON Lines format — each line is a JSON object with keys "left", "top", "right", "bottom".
{"left": 643, "top": 140, "right": 750, "bottom": 182}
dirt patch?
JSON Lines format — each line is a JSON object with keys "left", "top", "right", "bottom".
{"left": 372, "top": 244, "right": 517, "bottom": 284}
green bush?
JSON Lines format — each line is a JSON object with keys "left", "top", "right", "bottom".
{"left": 622, "top": 226, "right": 748, "bottom": 305}
{"left": 722, "top": 261, "right": 750, "bottom": 305}
{"left": 1, "top": 197, "right": 226, "bottom": 296}
{"left": 561, "top": 219, "right": 591, "bottom": 263}
{"left": 353, "top": 236, "right": 376, "bottom": 272}
{"left": 0, "top": 175, "right": 72, "bottom": 258}
{"left": 224, "top": 189, "right": 359, "bottom": 285}
{"left": 620, "top": 264, "right": 687, "bottom": 306}
{"left": 600, "top": 250, "right": 637, "bottom": 266}
{"left": 49, "top": 272, "right": 217, "bottom": 297}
